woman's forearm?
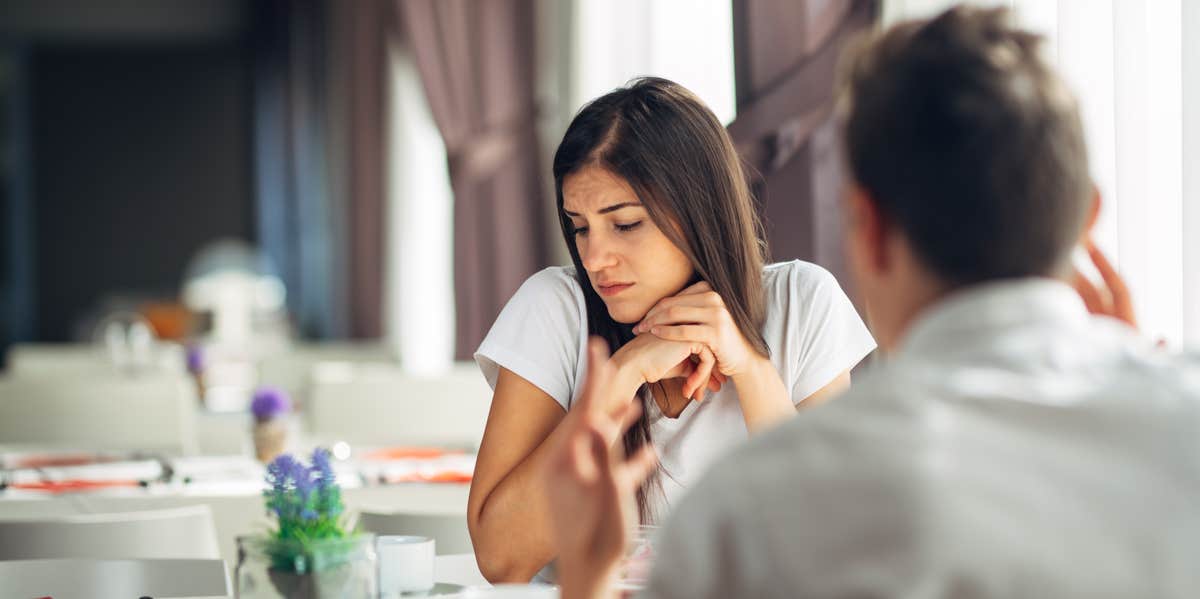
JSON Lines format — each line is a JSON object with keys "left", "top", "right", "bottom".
{"left": 730, "top": 357, "right": 794, "bottom": 432}
{"left": 471, "top": 363, "right": 646, "bottom": 583}
{"left": 471, "top": 415, "right": 577, "bottom": 582}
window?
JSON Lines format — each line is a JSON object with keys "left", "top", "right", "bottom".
{"left": 887, "top": 0, "right": 1200, "bottom": 346}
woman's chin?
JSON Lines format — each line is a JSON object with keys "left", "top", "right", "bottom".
{"left": 605, "top": 304, "right": 649, "bottom": 326}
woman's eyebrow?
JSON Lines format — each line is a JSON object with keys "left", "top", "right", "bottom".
{"left": 562, "top": 202, "right": 643, "bottom": 217}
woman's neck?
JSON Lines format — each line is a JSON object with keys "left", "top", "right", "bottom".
{"left": 650, "top": 378, "right": 691, "bottom": 418}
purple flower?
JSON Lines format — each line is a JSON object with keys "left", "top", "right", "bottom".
{"left": 266, "top": 454, "right": 300, "bottom": 492}
{"left": 311, "top": 448, "right": 336, "bottom": 489}
{"left": 185, "top": 345, "right": 205, "bottom": 374}
{"left": 251, "top": 386, "right": 292, "bottom": 420}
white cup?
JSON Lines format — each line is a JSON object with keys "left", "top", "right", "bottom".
{"left": 462, "top": 584, "right": 559, "bottom": 598}
{"left": 377, "top": 535, "right": 436, "bottom": 597}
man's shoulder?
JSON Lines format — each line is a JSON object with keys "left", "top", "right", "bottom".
{"left": 697, "top": 372, "right": 916, "bottom": 498}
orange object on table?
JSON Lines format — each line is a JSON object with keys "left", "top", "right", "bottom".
{"left": 381, "top": 471, "right": 472, "bottom": 484}
{"left": 360, "top": 447, "right": 463, "bottom": 461}
{"left": 10, "top": 480, "right": 142, "bottom": 494}
{"left": 140, "top": 301, "right": 195, "bottom": 340}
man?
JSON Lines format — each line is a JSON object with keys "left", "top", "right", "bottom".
{"left": 544, "top": 6, "right": 1200, "bottom": 598}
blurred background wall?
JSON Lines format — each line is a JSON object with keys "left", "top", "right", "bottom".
{"left": 1, "top": 0, "right": 1195, "bottom": 372}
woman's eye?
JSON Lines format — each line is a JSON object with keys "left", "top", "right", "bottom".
{"left": 571, "top": 226, "right": 589, "bottom": 237}
{"left": 615, "top": 221, "right": 643, "bottom": 233}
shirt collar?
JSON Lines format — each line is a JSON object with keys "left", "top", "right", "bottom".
{"left": 898, "top": 278, "right": 1090, "bottom": 358}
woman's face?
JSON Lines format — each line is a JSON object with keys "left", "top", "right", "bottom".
{"left": 562, "top": 166, "right": 694, "bottom": 324}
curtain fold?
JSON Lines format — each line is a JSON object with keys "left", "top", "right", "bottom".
{"left": 253, "top": 0, "right": 391, "bottom": 340}
{"left": 728, "top": 0, "right": 879, "bottom": 290}
{"left": 252, "top": 0, "right": 344, "bottom": 339}
{"left": 393, "top": 0, "right": 550, "bottom": 359}
{"left": 330, "top": 0, "right": 387, "bottom": 339}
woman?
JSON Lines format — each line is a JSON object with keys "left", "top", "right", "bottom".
{"left": 468, "top": 77, "right": 875, "bottom": 583}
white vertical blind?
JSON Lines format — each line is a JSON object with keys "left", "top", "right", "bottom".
{"left": 886, "top": 0, "right": 1196, "bottom": 347}
{"left": 385, "top": 42, "right": 456, "bottom": 374}
{"left": 1182, "top": 0, "right": 1200, "bottom": 345}
{"left": 570, "top": 0, "right": 736, "bottom": 125}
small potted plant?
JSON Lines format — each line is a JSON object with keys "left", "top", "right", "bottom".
{"left": 250, "top": 386, "right": 291, "bottom": 463}
{"left": 236, "top": 449, "right": 376, "bottom": 599}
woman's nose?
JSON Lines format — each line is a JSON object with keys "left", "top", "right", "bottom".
{"left": 580, "top": 235, "right": 618, "bottom": 272}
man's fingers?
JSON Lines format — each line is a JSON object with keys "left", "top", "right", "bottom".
{"left": 616, "top": 398, "right": 644, "bottom": 436}
{"left": 588, "top": 428, "right": 615, "bottom": 480}
{"left": 617, "top": 444, "right": 659, "bottom": 492}
{"left": 1072, "top": 268, "right": 1106, "bottom": 314}
{"left": 577, "top": 337, "right": 613, "bottom": 413}
{"left": 568, "top": 429, "right": 600, "bottom": 483}
{"left": 1086, "top": 240, "right": 1137, "bottom": 326}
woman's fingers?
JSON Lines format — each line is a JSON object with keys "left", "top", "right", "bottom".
{"left": 649, "top": 324, "right": 714, "bottom": 346}
{"left": 685, "top": 348, "right": 716, "bottom": 401}
{"left": 675, "top": 281, "right": 712, "bottom": 296}
{"left": 706, "top": 375, "right": 722, "bottom": 393}
{"left": 635, "top": 295, "right": 719, "bottom": 334}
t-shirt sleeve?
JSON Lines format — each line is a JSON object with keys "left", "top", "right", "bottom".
{"left": 473, "top": 268, "right": 585, "bottom": 411}
{"left": 783, "top": 262, "right": 876, "bottom": 403}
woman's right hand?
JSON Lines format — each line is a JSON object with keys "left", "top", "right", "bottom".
{"left": 611, "top": 333, "right": 725, "bottom": 402}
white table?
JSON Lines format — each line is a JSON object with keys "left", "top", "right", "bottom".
{"left": 0, "top": 555, "right": 484, "bottom": 599}
{"left": 0, "top": 558, "right": 231, "bottom": 599}
{"left": 436, "top": 553, "right": 489, "bottom": 588}
{"left": 0, "top": 483, "right": 471, "bottom": 568}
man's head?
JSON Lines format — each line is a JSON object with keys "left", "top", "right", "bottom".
{"left": 838, "top": 6, "right": 1094, "bottom": 350}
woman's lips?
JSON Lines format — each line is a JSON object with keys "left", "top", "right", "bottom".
{"left": 597, "top": 282, "right": 634, "bottom": 297}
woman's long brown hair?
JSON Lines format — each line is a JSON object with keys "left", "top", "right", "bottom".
{"left": 552, "top": 77, "right": 769, "bottom": 521}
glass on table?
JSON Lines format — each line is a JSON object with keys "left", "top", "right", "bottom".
{"left": 617, "top": 524, "right": 659, "bottom": 593}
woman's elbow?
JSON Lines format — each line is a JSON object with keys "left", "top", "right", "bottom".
{"left": 472, "top": 540, "right": 539, "bottom": 583}
{"left": 468, "top": 512, "right": 540, "bottom": 583}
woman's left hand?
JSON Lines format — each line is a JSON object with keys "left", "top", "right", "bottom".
{"left": 633, "top": 282, "right": 763, "bottom": 379}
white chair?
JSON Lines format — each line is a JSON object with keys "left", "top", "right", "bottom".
{"left": 0, "top": 371, "right": 198, "bottom": 454}
{"left": 0, "top": 505, "right": 221, "bottom": 560}
{"left": 5, "top": 342, "right": 186, "bottom": 378}
{"left": 306, "top": 362, "right": 492, "bottom": 449}
{"left": 357, "top": 510, "right": 474, "bottom": 555}
{"left": 0, "top": 558, "right": 230, "bottom": 599}
{"left": 257, "top": 341, "right": 395, "bottom": 401}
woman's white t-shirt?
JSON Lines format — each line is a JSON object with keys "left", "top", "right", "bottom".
{"left": 475, "top": 260, "right": 876, "bottom": 518}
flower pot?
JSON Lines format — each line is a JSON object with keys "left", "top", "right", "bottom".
{"left": 236, "top": 534, "right": 376, "bottom": 599}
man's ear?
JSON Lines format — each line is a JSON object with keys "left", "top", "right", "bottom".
{"left": 847, "top": 184, "right": 890, "bottom": 273}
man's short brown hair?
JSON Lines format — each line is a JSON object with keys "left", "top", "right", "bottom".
{"left": 838, "top": 6, "right": 1091, "bottom": 285}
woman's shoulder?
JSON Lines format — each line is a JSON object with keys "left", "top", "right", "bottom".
{"left": 761, "top": 260, "right": 841, "bottom": 304}
{"left": 514, "top": 265, "right": 587, "bottom": 307}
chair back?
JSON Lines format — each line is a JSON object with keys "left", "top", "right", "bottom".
{"left": 0, "top": 558, "right": 230, "bottom": 599}
{"left": 0, "top": 371, "right": 198, "bottom": 454}
{"left": 307, "top": 362, "right": 491, "bottom": 449}
{"left": 357, "top": 509, "right": 474, "bottom": 555}
{"left": 0, "top": 505, "right": 220, "bottom": 560}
